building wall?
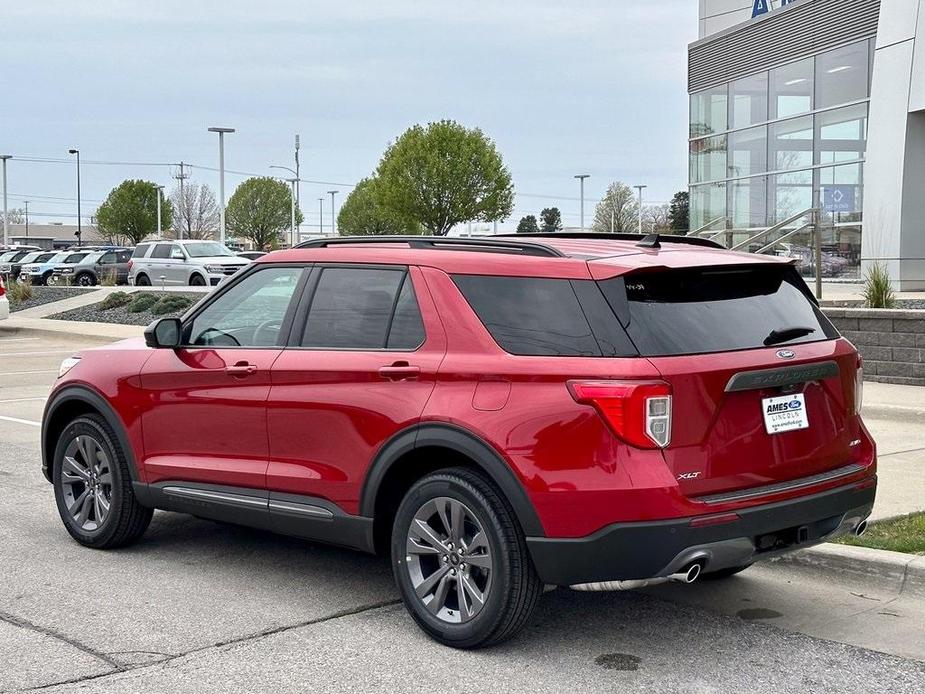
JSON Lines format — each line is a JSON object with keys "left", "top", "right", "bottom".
{"left": 699, "top": 0, "right": 753, "bottom": 38}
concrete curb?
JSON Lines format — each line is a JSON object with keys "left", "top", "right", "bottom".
{"left": 0, "top": 316, "right": 142, "bottom": 341}
{"left": 774, "top": 543, "right": 925, "bottom": 595}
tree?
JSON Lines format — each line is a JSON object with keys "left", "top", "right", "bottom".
{"left": 540, "top": 207, "right": 562, "bottom": 233}
{"left": 225, "top": 177, "right": 303, "bottom": 250}
{"left": 96, "top": 179, "right": 173, "bottom": 245}
{"left": 516, "top": 215, "right": 539, "bottom": 234}
{"left": 375, "top": 120, "right": 514, "bottom": 236}
{"left": 170, "top": 181, "right": 219, "bottom": 239}
{"left": 337, "top": 177, "right": 422, "bottom": 236}
{"left": 643, "top": 203, "right": 671, "bottom": 234}
{"left": 1, "top": 208, "right": 24, "bottom": 226}
{"left": 591, "top": 181, "right": 638, "bottom": 233}
{"left": 668, "top": 190, "right": 690, "bottom": 234}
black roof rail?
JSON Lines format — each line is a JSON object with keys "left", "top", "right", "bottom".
{"left": 495, "top": 232, "right": 726, "bottom": 250}
{"left": 294, "top": 235, "right": 565, "bottom": 258}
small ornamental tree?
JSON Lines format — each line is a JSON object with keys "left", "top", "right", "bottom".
{"left": 225, "top": 177, "right": 303, "bottom": 249}
{"left": 338, "top": 177, "right": 422, "bottom": 235}
{"left": 96, "top": 179, "right": 173, "bottom": 245}
{"left": 539, "top": 207, "right": 563, "bottom": 233}
{"left": 516, "top": 215, "right": 539, "bottom": 234}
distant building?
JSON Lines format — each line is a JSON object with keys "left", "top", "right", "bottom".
{"left": 7, "top": 223, "right": 102, "bottom": 249}
{"left": 687, "top": 0, "right": 925, "bottom": 288}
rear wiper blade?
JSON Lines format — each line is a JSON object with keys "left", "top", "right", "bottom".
{"left": 764, "top": 326, "right": 816, "bottom": 346}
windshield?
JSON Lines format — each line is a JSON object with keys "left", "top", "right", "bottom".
{"left": 183, "top": 242, "right": 234, "bottom": 258}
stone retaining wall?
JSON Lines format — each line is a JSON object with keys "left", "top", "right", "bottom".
{"left": 823, "top": 308, "right": 925, "bottom": 386}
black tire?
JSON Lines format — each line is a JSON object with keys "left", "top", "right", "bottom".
{"left": 701, "top": 563, "right": 752, "bottom": 580}
{"left": 134, "top": 273, "right": 151, "bottom": 286}
{"left": 189, "top": 274, "right": 206, "bottom": 287}
{"left": 52, "top": 414, "right": 152, "bottom": 549}
{"left": 391, "top": 467, "right": 542, "bottom": 649}
{"left": 39, "top": 272, "right": 52, "bottom": 286}
{"left": 76, "top": 272, "right": 96, "bottom": 287}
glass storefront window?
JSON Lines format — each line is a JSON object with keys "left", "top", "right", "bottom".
{"left": 769, "top": 116, "right": 813, "bottom": 171}
{"left": 770, "top": 169, "right": 813, "bottom": 223}
{"left": 691, "top": 85, "right": 727, "bottom": 137}
{"left": 728, "top": 126, "right": 768, "bottom": 178}
{"left": 729, "top": 72, "right": 768, "bottom": 129}
{"left": 689, "top": 135, "right": 727, "bottom": 184}
{"left": 730, "top": 177, "right": 767, "bottom": 229}
{"left": 816, "top": 103, "right": 867, "bottom": 165}
{"left": 690, "top": 182, "right": 727, "bottom": 231}
{"left": 770, "top": 57, "right": 814, "bottom": 119}
{"left": 816, "top": 42, "right": 869, "bottom": 109}
{"left": 819, "top": 163, "right": 863, "bottom": 224}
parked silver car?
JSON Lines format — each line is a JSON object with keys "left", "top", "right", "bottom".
{"left": 128, "top": 240, "right": 250, "bottom": 287}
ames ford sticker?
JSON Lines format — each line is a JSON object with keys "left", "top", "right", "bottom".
{"left": 762, "top": 393, "right": 809, "bottom": 434}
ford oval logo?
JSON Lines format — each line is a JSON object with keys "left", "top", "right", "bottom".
{"left": 776, "top": 349, "right": 796, "bottom": 360}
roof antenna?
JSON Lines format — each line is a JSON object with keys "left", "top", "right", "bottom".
{"left": 637, "top": 233, "right": 661, "bottom": 249}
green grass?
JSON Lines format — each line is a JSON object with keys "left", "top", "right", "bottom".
{"left": 835, "top": 512, "right": 925, "bottom": 555}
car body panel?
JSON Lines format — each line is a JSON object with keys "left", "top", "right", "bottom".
{"left": 129, "top": 241, "right": 249, "bottom": 286}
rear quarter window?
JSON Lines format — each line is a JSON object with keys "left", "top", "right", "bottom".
{"left": 132, "top": 244, "right": 150, "bottom": 258}
{"left": 599, "top": 264, "right": 839, "bottom": 356}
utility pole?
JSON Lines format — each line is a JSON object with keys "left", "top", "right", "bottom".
{"left": 634, "top": 184, "right": 647, "bottom": 235}
{"left": 0, "top": 155, "right": 11, "bottom": 247}
{"left": 318, "top": 198, "right": 324, "bottom": 234}
{"left": 574, "top": 174, "right": 590, "bottom": 231}
{"left": 175, "top": 162, "right": 189, "bottom": 240}
{"left": 287, "top": 179, "right": 297, "bottom": 247}
{"left": 294, "top": 134, "right": 301, "bottom": 210}
{"left": 24, "top": 200, "right": 29, "bottom": 239}
{"left": 155, "top": 185, "right": 164, "bottom": 237}
{"left": 68, "top": 149, "right": 82, "bottom": 246}
{"left": 327, "top": 190, "right": 338, "bottom": 236}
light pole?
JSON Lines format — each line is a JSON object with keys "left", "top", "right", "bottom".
{"left": 286, "top": 178, "right": 297, "bottom": 247}
{"left": 155, "top": 185, "right": 164, "bottom": 237}
{"left": 574, "top": 174, "right": 590, "bottom": 231}
{"left": 634, "top": 184, "right": 647, "bottom": 235}
{"left": 327, "top": 190, "right": 338, "bottom": 236}
{"left": 0, "top": 155, "right": 11, "bottom": 247}
{"left": 270, "top": 164, "right": 300, "bottom": 242}
{"left": 208, "top": 127, "right": 235, "bottom": 244}
{"left": 294, "top": 134, "right": 301, "bottom": 211}
{"left": 68, "top": 149, "right": 82, "bottom": 246}
{"left": 318, "top": 197, "right": 324, "bottom": 234}
{"left": 24, "top": 200, "right": 29, "bottom": 239}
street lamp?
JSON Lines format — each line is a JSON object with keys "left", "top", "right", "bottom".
{"left": 574, "top": 175, "right": 590, "bottom": 232}
{"left": 155, "top": 185, "right": 164, "bottom": 237}
{"left": 318, "top": 197, "right": 324, "bottom": 234}
{"left": 208, "top": 127, "right": 235, "bottom": 244}
{"left": 0, "top": 155, "right": 11, "bottom": 247}
{"left": 327, "top": 190, "right": 339, "bottom": 236}
{"left": 24, "top": 200, "right": 29, "bottom": 240}
{"left": 285, "top": 178, "right": 297, "bottom": 247}
{"left": 634, "top": 184, "right": 647, "bottom": 235}
{"left": 270, "top": 165, "right": 300, "bottom": 242}
{"left": 68, "top": 149, "right": 82, "bottom": 246}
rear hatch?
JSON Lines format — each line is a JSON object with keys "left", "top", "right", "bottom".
{"left": 597, "top": 263, "right": 866, "bottom": 500}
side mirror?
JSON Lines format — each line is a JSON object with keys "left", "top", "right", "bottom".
{"left": 144, "top": 318, "right": 182, "bottom": 348}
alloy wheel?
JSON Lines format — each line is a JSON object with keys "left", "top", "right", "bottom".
{"left": 405, "top": 497, "right": 493, "bottom": 624}
{"left": 60, "top": 434, "right": 113, "bottom": 532}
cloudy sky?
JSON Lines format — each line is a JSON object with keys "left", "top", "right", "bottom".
{"left": 0, "top": 1, "right": 697, "bottom": 232}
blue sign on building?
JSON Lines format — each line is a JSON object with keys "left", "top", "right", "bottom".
{"left": 823, "top": 186, "right": 856, "bottom": 213}
{"left": 752, "top": 0, "right": 771, "bottom": 17}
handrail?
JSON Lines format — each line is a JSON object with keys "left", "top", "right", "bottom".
{"left": 730, "top": 208, "right": 817, "bottom": 251}
{"left": 687, "top": 216, "right": 728, "bottom": 237}
{"left": 754, "top": 223, "right": 812, "bottom": 254}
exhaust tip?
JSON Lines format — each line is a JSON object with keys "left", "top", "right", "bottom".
{"left": 855, "top": 520, "right": 868, "bottom": 537}
{"left": 685, "top": 563, "right": 702, "bottom": 583}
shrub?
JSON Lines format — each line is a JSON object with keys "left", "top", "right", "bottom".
{"left": 99, "top": 268, "right": 119, "bottom": 286}
{"left": 127, "top": 292, "right": 158, "bottom": 313}
{"left": 151, "top": 295, "right": 194, "bottom": 316}
{"left": 863, "top": 262, "right": 896, "bottom": 309}
{"left": 100, "top": 291, "right": 132, "bottom": 310}
{"left": 7, "top": 279, "right": 33, "bottom": 304}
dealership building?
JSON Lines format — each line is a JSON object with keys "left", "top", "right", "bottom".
{"left": 689, "top": 0, "right": 925, "bottom": 289}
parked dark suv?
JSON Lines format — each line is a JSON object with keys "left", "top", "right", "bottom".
{"left": 51, "top": 248, "right": 132, "bottom": 286}
{"left": 41, "top": 234, "right": 876, "bottom": 648}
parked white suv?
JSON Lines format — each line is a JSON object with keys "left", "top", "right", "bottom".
{"left": 128, "top": 240, "right": 250, "bottom": 287}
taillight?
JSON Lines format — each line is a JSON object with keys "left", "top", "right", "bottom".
{"left": 126, "top": 259, "right": 133, "bottom": 271}
{"left": 0, "top": 276, "right": 5, "bottom": 297}
{"left": 568, "top": 380, "right": 672, "bottom": 449}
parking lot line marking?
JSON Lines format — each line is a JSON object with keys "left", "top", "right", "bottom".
{"left": 0, "top": 396, "right": 48, "bottom": 404}
{"left": 0, "top": 415, "right": 40, "bottom": 427}
{"left": 0, "top": 370, "right": 59, "bottom": 376}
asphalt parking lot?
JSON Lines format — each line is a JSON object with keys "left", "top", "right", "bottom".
{"left": 1, "top": 331, "right": 924, "bottom": 693}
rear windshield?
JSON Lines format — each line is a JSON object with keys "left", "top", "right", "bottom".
{"left": 598, "top": 264, "right": 839, "bottom": 357}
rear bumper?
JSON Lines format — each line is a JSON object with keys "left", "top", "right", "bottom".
{"left": 527, "top": 478, "right": 876, "bottom": 586}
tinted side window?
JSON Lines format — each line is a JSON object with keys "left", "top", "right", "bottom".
{"left": 387, "top": 275, "right": 426, "bottom": 350}
{"left": 117, "top": 251, "right": 132, "bottom": 262}
{"left": 301, "top": 268, "right": 406, "bottom": 349}
{"left": 132, "top": 245, "right": 149, "bottom": 258}
{"left": 99, "top": 253, "right": 115, "bottom": 264}
{"left": 151, "top": 244, "right": 172, "bottom": 259}
{"left": 453, "top": 275, "right": 602, "bottom": 356}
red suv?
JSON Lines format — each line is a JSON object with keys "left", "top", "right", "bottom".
{"left": 42, "top": 234, "right": 876, "bottom": 648}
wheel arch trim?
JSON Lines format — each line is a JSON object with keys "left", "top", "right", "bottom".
{"left": 360, "top": 422, "right": 545, "bottom": 537}
{"left": 42, "top": 385, "right": 140, "bottom": 487}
